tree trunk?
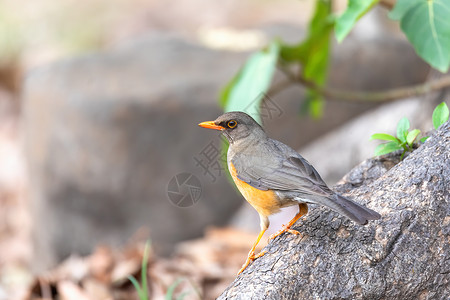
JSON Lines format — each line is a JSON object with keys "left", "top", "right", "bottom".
{"left": 219, "top": 122, "right": 450, "bottom": 300}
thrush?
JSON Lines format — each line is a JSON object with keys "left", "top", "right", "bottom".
{"left": 199, "top": 111, "right": 381, "bottom": 274}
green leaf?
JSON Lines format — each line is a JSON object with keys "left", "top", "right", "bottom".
{"left": 374, "top": 141, "right": 404, "bottom": 156}
{"left": 222, "top": 40, "right": 280, "bottom": 124}
{"left": 396, "top": 117, "right": 410, "bottom": 143}
{"left": 389, "top": 0, "right": 418, "bottom": 20}
{"left": 279, "top": 44, "right": 301, "bottom": 63}
{"left": 309, "top": 94, "right": 324, "bottom": 119}
{"left": 128, "top": 240, "right": 151, "bottom": 300}
{"left": 301, "top": 92, "right": 324, "bottom": 119}
{"left": 128, "top": 276, "right": 146, "bottom": 300}
{"left": 140, "top": 240, "right": 150, "bottom": 300}
{"left": 390, "top": 0, "right": 450, "bottom": 73}
{"left": 420, "top": 136, "right": 429, "bottom": 143}
{"left": 432, "top": 101, "right": 449, "bottom": 129}
{"left": 280, "top": 0, "right": 333, "bottom": 118}
{"left": 335, "top": 0, "right": 379, "bottom": 42}
{"left": 165, "top": 278, "right": 185, "bottom": 300}
{"left": 300, "top": 0, "right": 333, "bottom": 85}
{"left": 406, "top": 129, "right": 421, "bottom": 145}
{"left": 369, "top": 133, "right": 399, "bottom": 142}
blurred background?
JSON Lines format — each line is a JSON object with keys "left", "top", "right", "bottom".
{"left": 0, "top": 0, "right": 446, "bottom": 299}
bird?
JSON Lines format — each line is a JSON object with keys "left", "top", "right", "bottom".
{"left": 198, "top": 111, "right": 381, "bottom": 274}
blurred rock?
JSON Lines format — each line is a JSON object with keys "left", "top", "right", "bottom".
{"left": 23, "top": 21, "right": 431, "bottom": 271}
{"left": 23, "top": 33, "right": 248, "bottom": 271}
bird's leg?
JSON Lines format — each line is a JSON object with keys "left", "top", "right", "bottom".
{"left": 238, "top": 215, "right": 269, "bottom": 275}
{"left": 269, "top": 203, "right": 308, "bottom": 240}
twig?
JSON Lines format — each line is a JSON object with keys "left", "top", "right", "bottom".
{"left": 379, "top": 0, "right": 395, "bottom": 10}
{"left": 271, "top": 67, "right": 450, "bottom": 102}
{"left": 266, "top": 79, "right": 293, "bottom": 97}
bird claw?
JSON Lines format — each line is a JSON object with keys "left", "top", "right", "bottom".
{"left": 253, "top": 250, "right": 267, "bottom": 259}
{"left": 237, "top": 250, "right": 267, "bottom": 275}
{"left": 269, "top": 227, "right": 301, "bottom": 241}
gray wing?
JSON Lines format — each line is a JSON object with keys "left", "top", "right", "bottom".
{"left": 232, "top": 139, "right": 381, "bottom": 225}
{"left": 231, "top": 139, "right": 332, "bottom": 197}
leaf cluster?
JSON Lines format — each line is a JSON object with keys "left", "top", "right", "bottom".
{"left": 370, "top": 102, "right": 449, "bottom": 159}
{"left": 220, "top": 0, "right": 450, "bottom": 121}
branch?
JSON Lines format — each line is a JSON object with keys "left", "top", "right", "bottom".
{"left": 271, "top": 67, "right": 450, "bottom": 102}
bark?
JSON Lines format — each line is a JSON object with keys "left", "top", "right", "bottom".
{"left": 219, "top": 122, "right": 450, "bottom": 300}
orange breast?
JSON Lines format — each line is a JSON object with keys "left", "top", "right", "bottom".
{"left": 229, "top": 163, "right": 280, "bottom": 217}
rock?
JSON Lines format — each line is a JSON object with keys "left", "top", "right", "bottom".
{"left": 219, "top": 121, "right": 450, "bottom": 299}
{"left": 23, "top": 33, "right": 248, "bottom": 271}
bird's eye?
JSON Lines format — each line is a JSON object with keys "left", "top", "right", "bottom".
{"left": 227, "top": 120, "right": 237, "bottom": 128}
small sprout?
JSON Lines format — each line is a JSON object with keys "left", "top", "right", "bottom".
{"left": 165, "top": 277, "right": 200, "bottom": 300}
{"left": 369, "top": 133, "right": 398, "bottom": 142}
{"left": 128, "top": 241, "right": 151, "bottom": 300}
{"left": 396, "top": 117, "right": 410, "bottom": 143}
{"left": 371, "top": 117, "right": 418, "bottom": 159}
{"left": 370, "top": 102, "right": 449, "bottom": 160}
{"left": 166, "top": 278, "right": 188, "bottom": 300}
{"left": 406, "top": 129, "right": 420, "bottom": 146}
{"left": 374, "top": 141, "right": 403, "bottom": 156}
{"left": 432, "top": 102, "right": 449, "bottom": 130}
{"left": 420, "top": 136, "right": 429, "bottom": 143}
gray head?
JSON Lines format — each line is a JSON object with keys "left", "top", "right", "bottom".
{"left": 198, "top": 111, "right": 266, "bottom": 144}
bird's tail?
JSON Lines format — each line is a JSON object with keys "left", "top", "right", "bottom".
{"left": 316, "top": 194, "right": 381, "bottom": 225}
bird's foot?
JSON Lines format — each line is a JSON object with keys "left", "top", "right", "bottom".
{"left": 269, "top": 225, "right": 301, "bottom": 241}
{"left": 237, "top": 250, "right": 267, "bottom": 275}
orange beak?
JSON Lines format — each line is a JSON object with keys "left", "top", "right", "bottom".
{"left": 198, "top": 121, "right": 224, "bottom": 131}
